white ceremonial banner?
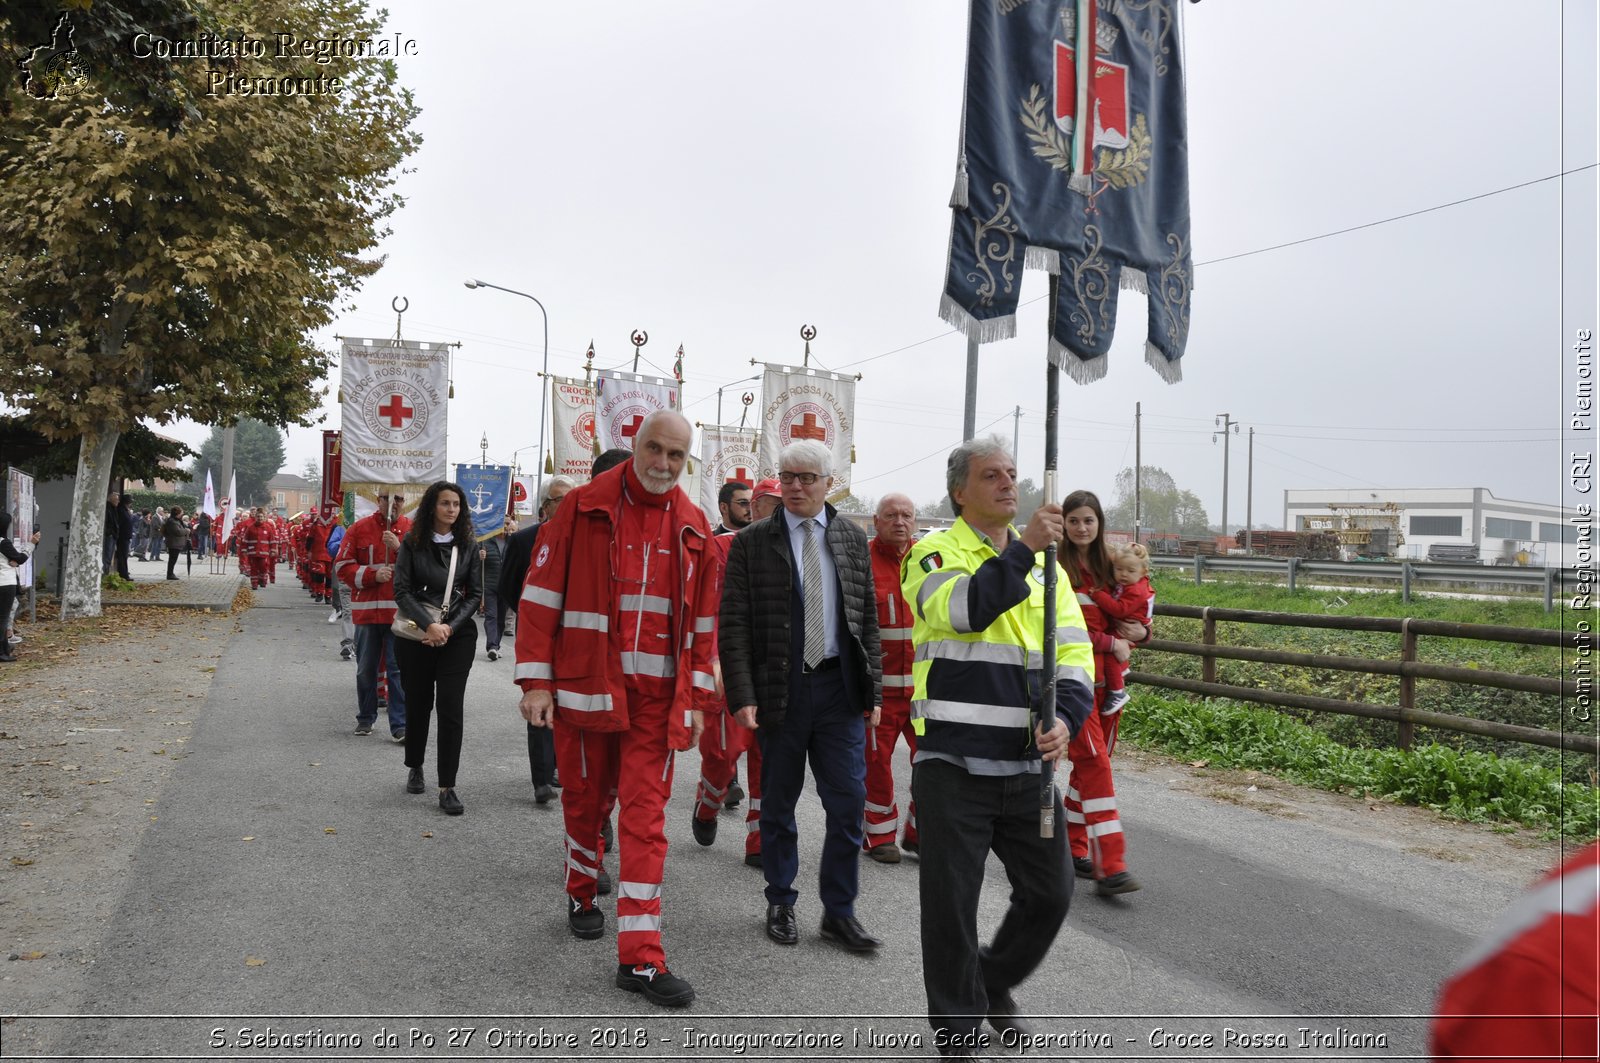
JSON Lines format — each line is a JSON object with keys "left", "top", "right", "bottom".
{"left": 593, "top": 370, "right": 678, "bottom": 453}
{"left": 201, "top": 470, "right": 218, "bottom": 518}
{"left": 698, "top": 426, "right": 760, "bottom": 519}
{"left": 549, "top": 375, "right": 596, "bottom": 482}
{"left": 339, "top": 337, "right": 451, "bottom": 486}
{"left": 758, "top": 364, "right": 857, "bottom": 501}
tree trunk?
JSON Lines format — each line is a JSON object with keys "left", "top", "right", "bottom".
{"left": 60, "top": 424, "right": 120, "bottom": 620}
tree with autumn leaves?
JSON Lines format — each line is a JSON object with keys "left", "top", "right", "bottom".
{"left": 0, "top": 0, "right": 419, "bottom": 617}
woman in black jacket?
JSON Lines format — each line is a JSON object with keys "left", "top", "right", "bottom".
{"left": 392, "top": 481, "right": 482, "bottom": 815}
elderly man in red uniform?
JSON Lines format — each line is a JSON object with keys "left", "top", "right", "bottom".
{"left": 515, "top": 410, "right": 718, "bottom": 1009}
{"left": 862, "top": 492, "right": 921, "bottom": 863}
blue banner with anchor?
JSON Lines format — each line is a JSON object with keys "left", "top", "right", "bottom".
{"left": 454, "top": 463, "right": 514, "bottom": 542}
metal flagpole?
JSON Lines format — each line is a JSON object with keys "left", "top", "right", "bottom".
{"left": 1039, "top": 273, "right": 1061, "bottom": 838}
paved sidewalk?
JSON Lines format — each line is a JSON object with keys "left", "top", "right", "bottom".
{"left": 102, "top": 552, "right": 250, "bottom": 610}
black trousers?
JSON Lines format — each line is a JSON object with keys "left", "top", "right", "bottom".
{"left": 394, "top": 624, "right": 476, "bottom": 788}
{"left": 911, "top": 757, "right": 1073, "bottom": 1052}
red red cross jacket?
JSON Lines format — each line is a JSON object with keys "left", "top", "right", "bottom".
{"left": 871, "top": 536, "right": 914, "bottom": 700}
{"left": 333, "top": 510, "right": 413, "bottom": 625}
{"left": 514, "top": 463, "right": 718, "bottom": 751}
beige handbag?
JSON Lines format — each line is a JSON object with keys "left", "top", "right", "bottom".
{"left": 391, "top": 546, "right": 457, "bottom": 642}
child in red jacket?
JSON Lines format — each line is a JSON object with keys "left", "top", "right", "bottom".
{"left": 1089, "top": 543, "right": 1154, "bottom": 716}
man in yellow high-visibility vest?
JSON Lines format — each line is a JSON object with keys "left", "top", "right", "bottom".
{"left": 901, "top": 435, "right": 1095, "bottom": 1058}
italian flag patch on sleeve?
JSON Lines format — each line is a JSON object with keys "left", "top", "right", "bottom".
{"left": 919, "top": 552, "right": 943, "bottom": 573}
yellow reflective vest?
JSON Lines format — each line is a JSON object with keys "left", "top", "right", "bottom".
{"left": 901, "top": 518, "right": 1095, "bottom": 763}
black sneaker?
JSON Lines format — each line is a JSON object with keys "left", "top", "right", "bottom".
{"left": 615, "top": 962, "right": 695, "bottom": 1007}
{"left": 1073, "top": 856, "right": 1095, "bottom": 879}
{"left": 724, "top": 778, "right": 744, "bottom": 810}
{"left": 901, "top": 835, "right": 920, "bottom": 856}
{"left": 567, "top": 896, "right": 603, "bottom": 940}
{"left": 1096, "top": 871, "right": 1141, "bottom": 896}
{"left": 596, "top": 865, "right": 613, "bottom": 896}
{"left": 600, "top": 817, "right": 614, "bottom": 853}
{"left": 353, "top": 724, "right": 373, "bottom": 736}
{"left": 690, "top": 811, "right": 717, "bottom": 847}
{"left": 339, "top": 645, "right": 353, "bottom": 661}
{"left": 743, "top": 852, "right": 763, "bottom": 869}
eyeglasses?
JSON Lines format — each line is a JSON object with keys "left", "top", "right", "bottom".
{"left": 728, "top": 499, "right": 752, "bottom": 508}
{"left": 778, "top": 471, "right": 822, "bottom": 486}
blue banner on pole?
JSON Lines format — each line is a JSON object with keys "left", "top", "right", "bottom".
{"left": 454, "top": 464, "right": 513, "bottom": 542}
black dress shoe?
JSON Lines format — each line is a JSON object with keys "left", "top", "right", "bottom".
{"left": 690, "top": 811, "right": 717, "bottom": 847}
{"left": 985, "top": 987, "right": 1032, "bottom": 1038}
{"left": 1073, "top": 856, "right": 1095, "bottom": 879}
{"left": 406, "top": 766, "right": 424, "bottom": 794}
{"left": 819, "top": 913, "right": 881, "bottom": 952}
{"left": 439, "top": 789, "right": 464, "bottom": 815}
{"left": 534, "top": 784, "right": 554, "bottom": 804}
{"left": 765, "top": 903, "right": 798, "bottom": 945}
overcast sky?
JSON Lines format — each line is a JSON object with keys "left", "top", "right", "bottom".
{"left": 155, "top": 0, "right": 1599, "bottom": 530}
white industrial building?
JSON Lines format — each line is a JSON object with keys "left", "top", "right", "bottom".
{"left": 1282, "top": 488, "right": 1583, "bottom": 567}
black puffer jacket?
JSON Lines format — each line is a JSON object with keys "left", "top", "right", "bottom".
{"left": 393, "top": 536, "right": 483, "bottom": 638}
{"left": 719, "top": 505, "right": 882, "bottom": 729}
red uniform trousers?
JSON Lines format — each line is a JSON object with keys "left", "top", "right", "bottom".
{"left": 1063, "top": 687, "right": 1127, "bottom": 878}
{"left": 692, "top": 711, "right": 762, "bottom": 859}
{"left": 862, "top": 694, "right": 919, "bottom": 852}
{"left": 249, "top": 551, "right": 272, "bottom": 589}
{"left": 554, "top": 693, "right": 674, "bottom": 967}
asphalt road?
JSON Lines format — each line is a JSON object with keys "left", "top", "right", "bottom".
{"left": 8, "top": 576, "right": 1543, "bottom": 1062}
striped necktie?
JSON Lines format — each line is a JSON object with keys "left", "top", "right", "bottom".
{"left": 801, "top": 518, "right": 826, "bottom": 669}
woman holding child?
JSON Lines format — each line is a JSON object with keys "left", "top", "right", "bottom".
{"left": 1058, "top": 489, "right": 1150, "bottom": 896}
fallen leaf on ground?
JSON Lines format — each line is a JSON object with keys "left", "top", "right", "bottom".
{"left": 241, "top": 836, "right": 255, "bottom": 842}
{"left": 18, "top": 951, "right": 46, "bottom": 961}
{"left": 10, "top": 857, "right": 34, "bottom": 866}
{"left": 324, "top": 827, "right": 336, "bottom": 834}
{"left": 421, "top": 831, "right": 433, "bottom": 838}
{"left": 1190, "top": 759, "right": 1209, "bottom": 768}
{"left": 244, "top": 956, "right": 266, "bottom": 967}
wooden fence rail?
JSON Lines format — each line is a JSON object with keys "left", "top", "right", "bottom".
{"left": 1128, "top": 604, "right": 1596, "bottom": 756}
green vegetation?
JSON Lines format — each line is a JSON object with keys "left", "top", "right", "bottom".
{"left": 1122, "top": 693, "right": 1598, "bottom": 841}
{"left": 1119, "top": 574, "right": 1596, "bottom": 839}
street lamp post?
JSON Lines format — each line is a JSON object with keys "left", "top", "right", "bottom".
{"left": 715, "top": 373, "right": 761, "bottom": 428}
{"left": 465, "top": 278, "right": 550, "bottom": 504}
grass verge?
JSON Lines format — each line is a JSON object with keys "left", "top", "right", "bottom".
{"left": 1122, "top": 692, "right": 1599, "bottom": 842}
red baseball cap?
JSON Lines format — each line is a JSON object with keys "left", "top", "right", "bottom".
{"left": 752, "top": 478, "right": 782, "bottom": 501}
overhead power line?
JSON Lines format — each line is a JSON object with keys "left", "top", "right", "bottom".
{"left": 834, "top": 163, "right": 1597, "bottom": 371}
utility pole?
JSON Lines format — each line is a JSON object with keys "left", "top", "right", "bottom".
{"left": 1213, "top": 413, "right": 1240, "bottom": 541}
{"left": 1245, "top": 427, "right": 1255, "bottom": 553}
{"left": 1011, "top": 405, "right": 1022, "bottom": 463}
{"left": 1134, "top": 402, "right": 1142, "bottom": 543}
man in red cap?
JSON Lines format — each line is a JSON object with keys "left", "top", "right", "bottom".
{"left": 750, "top": 478, "right": 782, "bottom": 522}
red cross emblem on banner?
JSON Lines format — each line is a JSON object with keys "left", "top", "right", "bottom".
{"left": 619, "top": 414, "right": 646, "bottom": 441}
{"left": 725, "top": 466, "right": 750, "bottom": 484}
{"left": 790, "top": 413, "right": 827, "bottom": 442}
{"left": 377, "top": 394, "right": 415, "bottom": 429}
